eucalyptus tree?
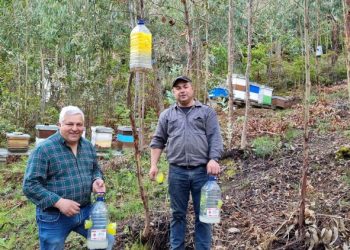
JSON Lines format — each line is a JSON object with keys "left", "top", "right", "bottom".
{"left": 299, "top": 0, "right": 311, "bottom": 238}
{"left": 227, "top": 0, "right": 235, "bottom": 149}
{"left": 343, "top": 0, "right": 350, "bottom": 103}
{"left": 241, "top": 0, "right": 253, "bottom": 149}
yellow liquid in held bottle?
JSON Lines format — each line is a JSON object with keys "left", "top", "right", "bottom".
{"left": 130, "top": 19, "right": 152, "bottom": 72}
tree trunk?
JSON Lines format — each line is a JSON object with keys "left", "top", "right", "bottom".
{"left": 331, "top": 15, "right": 340, "bottom": 66}
{"left": 315, "top": 0, "right": 320, "bottom": 85}
{"left": 204, "top": 0, "right": 209, "bottom": 104}
{"left": 228, "top": 0, "right": 235, "bottom": 149}
{"left": 299, "top": 0, "right": 311, "bottom": 238}
{"left": 182, "top": 0, "right": 193, "bottom": 77}
{"left": 342, "top": 0, "right": 350, "bottom": 104}
{"left": 40, "top": 48, "right": 46, "bottom": 123}
{"left": 126, "top": 72, "right": 150, "bottom": 240}
{"left": 241, "top": 0, "right": 253, "bottom": 149}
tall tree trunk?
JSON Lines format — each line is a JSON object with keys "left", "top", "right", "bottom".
{"left": 228, "top": 0, "right": 235, "bottom": 149}
{"left": 182, "top": 0, "right": 193, "bottom": 76}
{"left": 204, "top": 0, "right": 209, "bottom": 104}
{"left": 241, "top": 0, "right": 253, "bottom": 149}
{"left": 126, "top": 72, "right": 150, "bottom": 241}
{"left": 40, "top": 48, "right": 46, "bottom": 123}
{"left": 342, "top": 0, "right": 350, "bottom": 104}
{"left": 330, "top": 15, "right": 340, "bottom": 66}
{"left": 315, "top": 0, "right": 320, "bottom": 85}
{"left": 299, "top": 0, "right": 311, "bottom": 238}
{"left": 16, "top": 57, "right": 21, "bottom": 128}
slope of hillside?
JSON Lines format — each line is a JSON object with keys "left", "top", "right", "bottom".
{"left": 114, "top": 83, "right": 350, "bottom": 250}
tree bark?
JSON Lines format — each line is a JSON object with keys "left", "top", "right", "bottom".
{"left": 342, "top": 0, "right": 350, "bottom": 104}
{"left": 299, "top": 0, "right": 311, "bottom": 238}
{"left": 126, "top": 72, "right": 150, "bottom": 240}
{"left": 241, "top": 0, "right": 253, "bottom": 150}
{"left": 228, "top": 0, "right": 235, "bottom": 149}
{"left": 182, "top": 0, "right": 193, "bottom": 77}
{"left": 204, "top": 0, "right": 209, "bottom": 104}
{"left": 40, "top": 48, "right": 46, "bottom": 123}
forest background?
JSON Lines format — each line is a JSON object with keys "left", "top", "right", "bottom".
{"left": 0, "top": 0, "right": 345, "bottom": 139}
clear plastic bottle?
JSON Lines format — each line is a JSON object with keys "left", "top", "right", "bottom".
{"left": 87, "top": 194, "right": 109, "bottom": 249}
{"left": 130, "top": 19, "right": 152, "bottom": 71}
{"left": 199, "top": 176, "right": 222, "bottom": 224}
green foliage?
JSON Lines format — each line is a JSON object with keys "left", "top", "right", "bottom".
{"left": 115, "top": 104, "right": 130, "bottom": 126}
{"left": 336, "top": 146, "right": 350, "bottom": 160}
{"left": 252, "top": 136, "right": 281, "bottom": 158}
{"left": 315, "top": 120, "right": 331, "bottom": 134}
{"left": 284, "top": 128, "right": 302, "bottom": 142}
{"left": 165, "top": 90, "right": 176, "bottom": 106}
{"left": 341, "top": 169, "right": 350, "bottom": 187}
{"left": 126, "top": 242, "right": 150, "bottom": 250}
{"left": 209, "top": 43, "right": 228, "bottom": 76}
{"left": 0, "top": 118, "right": 18, "bottom": 147}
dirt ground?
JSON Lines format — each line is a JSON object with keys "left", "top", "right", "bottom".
{"left": 113, "top": 83, "right": 350, "bottom": 250}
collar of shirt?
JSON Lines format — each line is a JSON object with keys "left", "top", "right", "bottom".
{"left": 174, "top": 100, "right": 203, "bottom": 110}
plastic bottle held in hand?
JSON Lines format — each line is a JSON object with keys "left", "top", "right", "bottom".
{"left": 200, "top": 176, "right": 222, "bottom": 224}
{"left": 130, "top": 19, "right": 152, "bottom": 71}
{"left": 87, "top": 193, "right": 109, "bottom": 249}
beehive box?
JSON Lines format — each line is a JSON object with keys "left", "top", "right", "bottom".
{"left": 272, "top": 96, "right": 299, "bottom": 109}
{"left": 91, "top": 126, "right": 114, "bottom": 150}
{"left": 0, "top": 148, "right": 7, "bottom": 165}
{"left": 35, "top": 124, "right": 59, "bottom": 146}
{"left": 116, "top": 126, "right": 140, "bottom": 150}
{"left": 258, "top": 86, "right": 273, "bottom": 105}
{"left": 6, "top": 132, "right": 30, "bottom": 152}
{"left": 231, "top": 75, "right": 261, "bottom": 103}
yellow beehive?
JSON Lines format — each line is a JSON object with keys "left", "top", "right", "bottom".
{"left": 6, "top": 132, "right": 30, "bottom": 152}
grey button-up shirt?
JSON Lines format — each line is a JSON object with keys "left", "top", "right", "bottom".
{"left": 150, "top": 101, "right": 223, "bottom": 166}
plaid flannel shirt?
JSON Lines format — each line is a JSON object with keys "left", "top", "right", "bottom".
{"left": 23, "top": 132, "right": 103, "bottom": 209}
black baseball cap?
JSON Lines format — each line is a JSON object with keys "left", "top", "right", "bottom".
{"left": 172, "top": 76, "right": 192, "bottom": 87}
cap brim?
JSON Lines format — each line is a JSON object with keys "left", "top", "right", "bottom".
{"left": 172, "top": 76, "right": 192, "bottom": 87}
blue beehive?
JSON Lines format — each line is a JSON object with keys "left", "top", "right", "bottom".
{"left": 116, "top": 126, "right": 139, "bottom": 150}
{"left": 209, "top": 87, "right": 229, "bottom": 99}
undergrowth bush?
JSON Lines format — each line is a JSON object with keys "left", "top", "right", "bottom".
{"left": 251, "top": 136, "right": 280, "bottom": 158}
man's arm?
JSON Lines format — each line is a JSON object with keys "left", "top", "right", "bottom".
{"left": 149, "top": 110, "right": 168, "bottom": 180}
{"left": 206, "top": 108, "right": 224, "bottom": 175}
{"left": 22, "top": 148, "right": 61, "bottom": 209}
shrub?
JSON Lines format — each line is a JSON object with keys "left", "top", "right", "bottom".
{"left": 252, "top": 136, "right": 280, "bottom": 158}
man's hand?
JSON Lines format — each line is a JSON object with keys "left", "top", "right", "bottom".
{"left": 207, "top": 159, "right": 221, "bottom": 175}
{"left": 92, "top": 178, "right": 106, "bottom": 193}
{"left": 54, "top": 198, "right": 81, "bottom": 217}
{"left": 149, "top": 166, "right": 159, "bottom": 181}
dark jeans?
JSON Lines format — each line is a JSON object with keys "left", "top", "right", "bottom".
{"left": 36, "top": 205, "right": 114, "bottom": 250}
{"left": 168, "top": 165, "right": 211, "bottom": 250}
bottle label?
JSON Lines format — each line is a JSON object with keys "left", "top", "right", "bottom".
{"left": 206, "top": 208, "right": 220, "bottom": 217}
{"left": 91, "top": 229, "right": 107, "bottom": 241}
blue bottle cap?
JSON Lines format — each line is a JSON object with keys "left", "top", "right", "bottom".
{"left": 209, "top": 175, "right": 217, "bottom": 181}
{"left": 96, "top": 196, "right": 104, "bottom": 202}
{"left": 96, "top": 192, "right": 105, "bottom": 201}
{"left": 137, "top": 19, "right": 145, "bottom": 25}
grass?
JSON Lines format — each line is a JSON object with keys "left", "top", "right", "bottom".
{"left": 284, "top": 128, "right": 302, "bottom": 142}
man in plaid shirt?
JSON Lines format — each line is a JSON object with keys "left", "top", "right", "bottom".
{"left": 23, "top": 106, "right": 111, "bottom": 249}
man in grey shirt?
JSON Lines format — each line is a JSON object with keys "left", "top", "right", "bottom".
{"left": 149, "top": 76, "right": 223, "bottom": 250}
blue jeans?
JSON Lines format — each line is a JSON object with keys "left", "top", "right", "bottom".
{"left": 168, "top": 165, "right": 211, "bottom": 250}
{"left": 36, "top": 205, "right": 115, "bottom": 250}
